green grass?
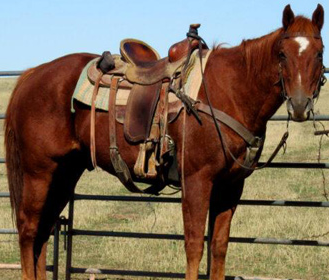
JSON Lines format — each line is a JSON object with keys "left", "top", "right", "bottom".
{"left": 0, "top": 77, "right": 328, "bottom": 280}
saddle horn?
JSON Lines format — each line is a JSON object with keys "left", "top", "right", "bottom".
{"left": 97, "top": 51, "right": 115, "bottom": 73}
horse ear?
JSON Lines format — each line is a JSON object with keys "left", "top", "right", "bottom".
{"left": 282, "top": 4, "right": 295, "bottom": 30}
{"left": 312, "top": 4, "right": 324, "bottom": 32}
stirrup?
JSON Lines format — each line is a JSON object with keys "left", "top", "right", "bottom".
{"left": 134, "top": 142, "right": 158, "bottom": 179}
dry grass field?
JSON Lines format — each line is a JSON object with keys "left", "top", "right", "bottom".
{"left": 0, "top": 76, "right": 328, "bottom": 280}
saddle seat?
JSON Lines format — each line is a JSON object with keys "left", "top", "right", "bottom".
{"left": 120, "top": 35, "right": 203, "bottom": 85}
{"left": 120, "top": 39, "right": 183, "bottom": 85}
{"left": 88, "top": 24, "right": 205, "bottom": 87}
{"left": 120, "top": 39, "right": 160, "bottom": 66}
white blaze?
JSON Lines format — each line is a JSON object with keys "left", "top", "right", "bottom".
{"left": 298, "top": 73, "right": 302, "bottom": 86}
{"left": 294, "top": 37, "right": 310, "bottom": 56}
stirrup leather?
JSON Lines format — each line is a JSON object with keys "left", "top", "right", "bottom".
{"left": 134, "top": 92, "right": 163, "bottom": 178}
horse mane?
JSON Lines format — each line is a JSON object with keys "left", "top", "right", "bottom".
{"left": 241, "top": 28, "right": 283, "bottom": 81}
{"left": 213, "top": 16, "right": 318, "bottom": 82}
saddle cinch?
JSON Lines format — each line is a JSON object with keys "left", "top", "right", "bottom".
{"left": 88, "top": 24, "right": 208, "bottom": 194}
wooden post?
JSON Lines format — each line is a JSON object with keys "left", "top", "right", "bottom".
{"left": 0, "top": 264, "right": 21, "bottom": 270}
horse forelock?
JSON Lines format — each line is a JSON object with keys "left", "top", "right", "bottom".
{"left": 287, "top": 16, "right": 321, "bottom": 35}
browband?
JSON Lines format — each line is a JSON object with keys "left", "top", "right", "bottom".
{"left": 281, "top": 32, "right": 321, "bottom": 39}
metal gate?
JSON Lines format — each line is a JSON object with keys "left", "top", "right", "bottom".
{"left": 0, "top": 69, "right": 328, "bottom": 280}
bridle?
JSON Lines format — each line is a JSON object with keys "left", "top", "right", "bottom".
{"left": 278, "top": 32, "right": 327, "bottom": 102}
{"left": 178, "top": 30, "right": 326, "bottom": 172}
{"left": 277, "top": 32, "right": 327, "bottom": 129}
{"left": 278, "top": 63, "right": 326, "bottom": 101}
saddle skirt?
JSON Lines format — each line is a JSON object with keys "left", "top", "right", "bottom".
{"left": 71, "top": 49, "right": 212, "bottom": 119}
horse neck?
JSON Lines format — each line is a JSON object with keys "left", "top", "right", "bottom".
{"left": 205, "top": 29, "right": 284, "bottom": 135}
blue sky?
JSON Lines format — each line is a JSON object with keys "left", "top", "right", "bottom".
{"left": 0, "top": 0, "right": 328, "bottom": 71}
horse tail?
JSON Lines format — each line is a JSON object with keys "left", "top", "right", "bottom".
{"left": 5, "top": 69, "right": 34, "bottom": 223}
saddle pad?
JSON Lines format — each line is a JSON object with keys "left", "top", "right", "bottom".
{"left": 71, "top": 58, "right": 128, "bottom": 113}
{"left": 71, "top": 49, "right": 212, "bottom": 113}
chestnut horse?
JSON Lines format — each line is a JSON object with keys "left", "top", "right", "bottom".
{"left": 5, "top": 5, "right": 325, "bottom": 280}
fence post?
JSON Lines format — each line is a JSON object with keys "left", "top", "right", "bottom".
{"left": 65, "top": 198, "right": 75, "bottom": 280}
{"left": 207, "top": 216, "right": 211, "bottom": 277}
{"left": 52, "top": 219, "right": 60, "bottom": 280}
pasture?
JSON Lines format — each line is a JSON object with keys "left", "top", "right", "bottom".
{"left": 0, "top": 77, "right": 328, "bottom": 279}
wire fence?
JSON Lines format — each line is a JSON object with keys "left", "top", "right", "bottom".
{"left": 0, "top": 69, "right": 329, "bottom": 280}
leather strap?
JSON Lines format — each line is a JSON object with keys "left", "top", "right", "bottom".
{"left": 109, "top": 77, "right": 143, "bottom": 193}
{"left": 196, "top": 103, "right": 262, "bottom": 147}
{"left": 196, "top": 102, "right": 289, "bottom": 170}
{"left": 133, "top": 84, "right": 164, "bottom": 179}
{"left": 160, "top": 84, "right": 170, "bottom": 156}
{"left": 90, "top": 70, "right": 102, "bottom": 168}
{"left": 281, "top": 32, "right": 321, "bottom": 39}
{"left": 109, "top": 77, "right": 120, "bottom": 150}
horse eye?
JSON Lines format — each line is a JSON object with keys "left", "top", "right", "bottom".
{"left": 279, "top": 51, "right": 287, "bottom": 60}
{"left": 317, "top": 52, "right": 323, "bottom": 60}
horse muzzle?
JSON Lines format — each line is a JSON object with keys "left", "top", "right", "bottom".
{"left": 286, "top": 95, "right": 313, "bottom": 122}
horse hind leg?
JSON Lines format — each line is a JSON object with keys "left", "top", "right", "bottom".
{"left": 17, "top": 171, "right": 54, "bottom": 280}
{"left": 17, "top": 152, "right": 86, "bottom": 280}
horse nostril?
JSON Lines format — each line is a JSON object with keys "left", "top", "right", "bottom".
{"left": 286, "top": 96, "right": 313, "bottom": 122}
{"left": 305, "top": 98, "right": 313, "bottom": 112}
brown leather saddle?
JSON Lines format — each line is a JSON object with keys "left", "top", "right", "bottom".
{"left": 87, "top": 24, "right": 207, "bottom": 194}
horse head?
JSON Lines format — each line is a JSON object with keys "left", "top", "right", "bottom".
{"left": 279, "top": 4, "right": 325, "bottom": 122}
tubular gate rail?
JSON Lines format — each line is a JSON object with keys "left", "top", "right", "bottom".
{"left": 0, "top": 69, "right": 329, "bottom": 280}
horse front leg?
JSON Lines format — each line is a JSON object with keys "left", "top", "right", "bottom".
{"left": 182, "top": 174, "right": 213, "bottom": 280}
{"left": 208, "top": 180, "right": 244, "bottom": 280}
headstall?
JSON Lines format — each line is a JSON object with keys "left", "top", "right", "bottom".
{"left": 278, "top": 32, "right": 326, "bottom": 101}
